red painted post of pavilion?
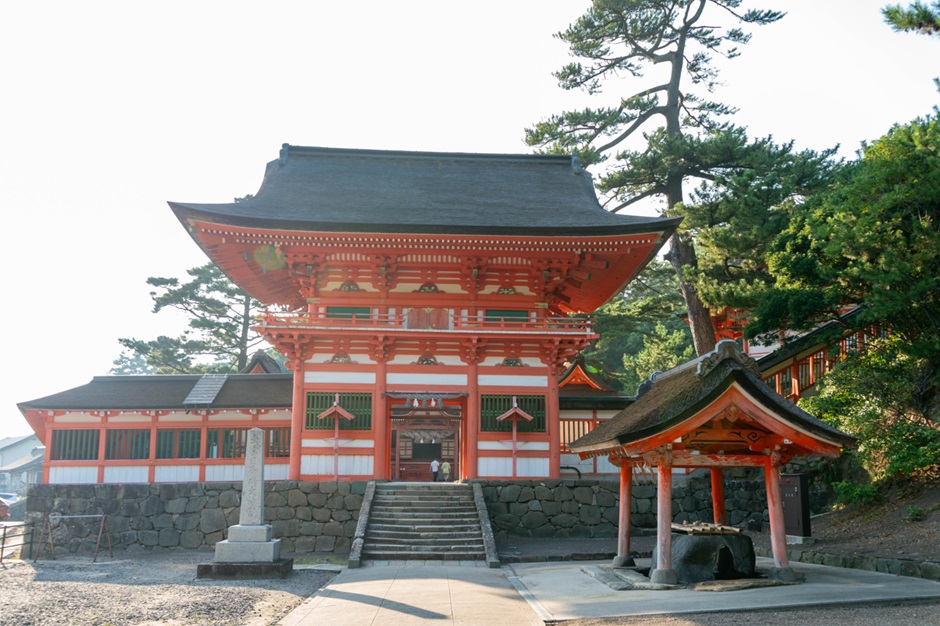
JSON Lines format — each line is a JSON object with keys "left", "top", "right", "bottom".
{"left": 650, "top": 452, "right": 678, "bottom": 584}
{"left": 613, "top": 457, "right": 635, "bottom": 567}
{"left": 764, "top": 453, "right": 796, "bottom": 581}
{"left": 710, "top": 468, "right": 727, "bottom": 525}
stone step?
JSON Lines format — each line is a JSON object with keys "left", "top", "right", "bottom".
{"left": 364, "top": 542, "right": 485, "bottom": 553}
{"left": 368, "top": 522, "right": 481, "bottom": 533}
{"left": 369, "top": 512, "right": 479, "bottom": 521}
{"left": 373, "top": 495, "right": 474, "bottom": 504}
{"left": 361, "top": 549, "right": 485, "bottom": 561}
{"left": 372, "top": 500, "right": 476, "bottom": 512}
{"left": 366, "top": 535, "right": 484, "bottom": 546}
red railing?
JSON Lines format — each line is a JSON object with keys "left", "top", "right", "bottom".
{"left": 257, "top": 310, "right": 593, "bottom": 334}
{"left": 763, "top": 326, "right": 885, "bottom": 402}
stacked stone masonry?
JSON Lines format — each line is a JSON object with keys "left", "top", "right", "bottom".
{"left": 475, "top": 476, "right": 768, "bottom": 540}
{"left": 27, "top": 481, "right": 367, "bottom": 556}
{"left": 27, "top": 476, "right": 768, "bottom": 555}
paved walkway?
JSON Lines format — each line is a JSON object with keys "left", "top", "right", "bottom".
{"left": 280, "top": 561, "right": 542, "bottom": 626}
{"left": 281, "top": 555, "right": 940, "bottom": 625}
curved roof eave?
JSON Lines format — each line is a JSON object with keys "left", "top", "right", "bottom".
{"left": 170, "top": 202, "right": 682, "bottom": 238}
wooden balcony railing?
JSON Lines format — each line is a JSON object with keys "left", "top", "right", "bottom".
{"left": 257, "top": 311, "right": 593, "bottom": 334}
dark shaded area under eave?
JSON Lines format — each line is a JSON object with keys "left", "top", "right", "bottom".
{"left": 570, "top": 358, "right": 855, "bottom": 451}
{"left": 169, "top": 145, "right": 682, "bottom": 237}
{"left": 17, "top": 374, "right": 293, "bottom": 411}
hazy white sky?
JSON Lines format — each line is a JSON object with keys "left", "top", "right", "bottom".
{"left": 1, "top": 0, "right": 937, "bottom": 438}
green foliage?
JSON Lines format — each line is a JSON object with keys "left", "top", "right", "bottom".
{"left": 527, "top": 0, "right": 784, "bottom": 355}
{"left": 801, "top": 337, "right": 940, "bottom": 482}
{"left": 585, "top": 259, "right": 693, "bottom": 392}
{"left": 753, "top": 114, "right": 940, "bottom": 361}
{"left": 883, "top": 1, "right": 940, "bottom": 36}
{"left": 112, "top": 263, "right": 265, "bottom": 374}
{"left": 831, "top": 480, "right": 881, "bottom": 506}
{"left": 622, "top": 323, "right": 696, "bottom": 394}
{"left": 906, "top": 504, "right": 927, "bottom": 521}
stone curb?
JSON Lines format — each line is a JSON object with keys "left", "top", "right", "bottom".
{"left": 754, "top": 546, "right": 940, "bottom": 581}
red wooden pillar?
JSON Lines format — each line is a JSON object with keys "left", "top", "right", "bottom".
{"left": 790, "top": 362, "right": 800, "bottom": 399}
{"left": 650, "top": 454, "right": 678, "bottom": 584}
{"left": 764, "top": 457, "right": 797, "bottom": 581}
{"left": 148, "top": 416, "right": 158, "bottom": 483}
{"left": 372, "top": 357, "right": 388, "bottom": 479}
{"left": 465, "top": 359, "right": 479, "bottom": 479}
{"left": 547, "top": 367, "right": 560, "bottom": 479}
{"left": 97, "top": 417, "right": 108, "bottom": 483}
{"left": 710, "top": 468, "right": 726, "bottom": 525}
{"left": 289, "top": 358, "right": 306, "bottom": 480}
{"left": 614, "top": 458, "right": 635, "bottom": 567}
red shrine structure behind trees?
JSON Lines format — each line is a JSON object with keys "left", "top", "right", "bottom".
{"left": 19, "top": 146, "right": 679, "bottom": 484}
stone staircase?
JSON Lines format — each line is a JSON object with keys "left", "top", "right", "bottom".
{"left": 361, "top": 482, "right": 488, "bottom": 562}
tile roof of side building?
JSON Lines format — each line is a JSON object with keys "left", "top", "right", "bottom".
{"left": 570, "top": 340, "right": 855, "bottom": 452}
{"left": 169, "top": 145, "right": 682, "bottom": 237}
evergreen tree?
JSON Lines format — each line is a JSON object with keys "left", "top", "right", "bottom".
{"left": 586, "top": 258, "right": 694, "bottom": 391}
{"left": 526, "top": 0, "right": 783, "bottom": 355}
{"left": 112, "top": 263, "right": 265, "bottom": 374}
{"left": 883, "top": 1, "right": 940, "bottom": 36}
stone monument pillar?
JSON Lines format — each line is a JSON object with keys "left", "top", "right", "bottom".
{"left": 197, "top": 428, "right": 293, "bottom": 578}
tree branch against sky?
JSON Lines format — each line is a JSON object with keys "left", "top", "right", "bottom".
{"left": 526, "top": 0, "right": 784, "bottom": 355}
{"left": 883, "top": 1, "right": 940, "bottom": 36}
{"left": 112, "top": 263, "right": 266, "bottom": 374}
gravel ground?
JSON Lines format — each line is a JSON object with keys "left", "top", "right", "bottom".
{"left": 0, "top": 552, "right": 335, "bottom": 626}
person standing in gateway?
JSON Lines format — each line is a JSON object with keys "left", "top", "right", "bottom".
{"left": 441, "top": 460, "right": 451, "bottom": 482}
{"left": 430, "top": 458, "right": 440, "bottom": 482}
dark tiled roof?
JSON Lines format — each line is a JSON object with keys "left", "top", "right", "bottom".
{"left": 570, "top": 341, "right": 855, "bottom": 451}
{"left": 558, "top": 355, "right": 633, "bottom": 410}
{"left": 17, "top": 374, "right": 293, "bottom": 411}
{"left": 240, "top": 350, "right": 286, "bottom": 374}
{"left": 169, "top": 145, "right": 681, "bottom": 236}
{"left": 757, "top": 307, "right": 864, "bottom": 372}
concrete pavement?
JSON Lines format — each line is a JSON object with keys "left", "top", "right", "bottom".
{"left": 281, "top": 556, "right": 940, "bottom": 625}
{"left": 280, "top": 560, "right": 542, "bottom": 626}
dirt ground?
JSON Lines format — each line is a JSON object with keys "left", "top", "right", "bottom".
{"left": 772, "top": 482, "right": 940, "bottom": 562}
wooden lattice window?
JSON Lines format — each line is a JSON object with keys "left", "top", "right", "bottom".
{"left": 480, "top": 395, "right": 545, "bottom": 433}
{"left": 560, "top": 419, "right": 594, "bottom": 452}
{"left": 156, "top": 429, "right": 201, "bottom": 459}
{"left": 306, "top": 392, "right": 373, "bottom": 430}
{"left": 50, "top": 429, "right": 99, "bottom": 461}
{"left": 105, "top": 429, "right": 151, "bottom": 460}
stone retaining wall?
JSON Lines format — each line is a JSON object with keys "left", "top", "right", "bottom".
{"left": 27, "top": 475, "right": 770, "bottom": 555}
{"left": 26, "top": 481, "right": 366, "bottom": 555}
{"left": 475, "top": 476, "right": 768, "bottom": 540}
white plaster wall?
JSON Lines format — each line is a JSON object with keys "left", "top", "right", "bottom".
{"left": 305, "top": 371, "right": 376, "bottom": 384}
{"left": 300, "top": 454, "right": 374, "bottom": 476}
{"left": 154, "top": 465, "right": 199, "bottom": 483}
{"left": 387, "top": 373, "right": 468, "bottom": 386}
{"left": 103, "top": 466, "right": 149, "bottom": 483}
{"left": 302, "top": 438, "right": 374, "bottom": 449}
{"left": 478, "top": 374, "right": 549, "bottom": 387}
{"left": 263, "top": 464, "right": 290, "bottom": 480}
{"left": 48, "top": 466, "right": 98, "bottom": 484}
{"left": 205, "top": 464, "right": 244, "bottom": 482}
{"left": 478, "top": 441, "right": 550, "bottom": 451}
{"left": 478, "top": 456, "right": 550, "bottom": 478}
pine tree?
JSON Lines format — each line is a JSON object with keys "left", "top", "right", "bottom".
{"left": 526, "top": 0, "right": 784, "bottom": 355}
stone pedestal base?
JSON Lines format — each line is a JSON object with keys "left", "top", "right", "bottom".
{"left": 612, "top": 555, "right": 636, "bottom": 568}
{"left": 649, "top": 568, "right": 678, "bottom": 585}
{"left": 214, "top": 537, "right": 282, "bottom": 563}
{"left": 197, "top": 558, "right": 294, "bottom": 579}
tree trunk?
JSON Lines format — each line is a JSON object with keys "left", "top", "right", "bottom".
{"left": 665, "top": 233, "right": 717, "bottom": 356}
{"left": 661, "top": 25, "right": 717, "bottom": 357}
